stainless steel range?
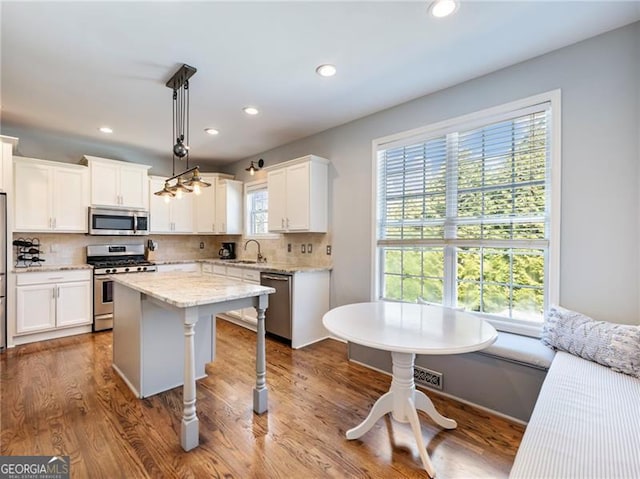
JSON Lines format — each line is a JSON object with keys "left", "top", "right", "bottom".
{"left": 87, "top": 244, "right": 157, "bottom": 331}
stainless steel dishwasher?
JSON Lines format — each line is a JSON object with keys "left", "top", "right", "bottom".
{"left": 260, "top": 272, "right": 292, "bottom": 340}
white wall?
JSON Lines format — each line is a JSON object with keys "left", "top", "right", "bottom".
{"left": 230, "top": 22, "right": 640, "bottom": 325}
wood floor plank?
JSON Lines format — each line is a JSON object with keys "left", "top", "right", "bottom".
{"left": 1, "top": 319, "right": 524, "bottom": 478}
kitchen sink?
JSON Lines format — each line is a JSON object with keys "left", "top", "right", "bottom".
{"left": 226, "top": 259, "right": 258, "bottom": 264}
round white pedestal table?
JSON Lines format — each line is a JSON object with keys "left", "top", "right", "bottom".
{"left": 323, "top": 301, "right": 497, "bottom": 477}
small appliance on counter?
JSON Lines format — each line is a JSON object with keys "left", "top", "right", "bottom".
{"left": 218, "top": 242, "right": 236, "bottom": 260}
{"left": 145, "top": 239, "right": 157, "bottom": 261}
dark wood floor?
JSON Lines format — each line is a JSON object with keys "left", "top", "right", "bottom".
{"left": 1, "top": 320, "right": 524, "bottom": 478}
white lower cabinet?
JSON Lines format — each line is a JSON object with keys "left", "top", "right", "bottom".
{"left": 202, "top": 264, "right": 259, "bottom": 328}
{"left": 16, "top": 270, "right": 92, "bottom": 338}
{"left": 156, "top": 263, "right": 200, "bottom": 273}
{"left": 201, "top": 263, "right": 331, "bottom": 348}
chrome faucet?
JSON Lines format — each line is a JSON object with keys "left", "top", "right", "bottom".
{"left": 244, "top": 239, "right": 266, "bottom": 263}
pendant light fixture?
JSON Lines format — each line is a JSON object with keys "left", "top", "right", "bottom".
{"left": 154, "top": 63, "right": 211, "bottom": 202}
{"left": 245, "top": 158, "right": 265, "bottom": 176}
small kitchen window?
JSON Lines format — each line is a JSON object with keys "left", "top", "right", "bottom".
{"left": 245, "top": 181, "right": 276, "bottom": 238}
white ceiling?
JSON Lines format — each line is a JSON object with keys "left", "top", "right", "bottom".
{"left": 1, "top": 1, "right": 639, "bottom": 164}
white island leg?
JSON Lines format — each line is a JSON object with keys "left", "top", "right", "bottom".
{"left": 253, "top": 294, "right": 269, "bottom": 414}
{"left": 181, "top": 308, "right": 199, "bottom": 451}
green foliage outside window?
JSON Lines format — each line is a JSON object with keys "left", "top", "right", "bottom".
{"left": 379, "top": 108, "right": 550, "bottom": 324}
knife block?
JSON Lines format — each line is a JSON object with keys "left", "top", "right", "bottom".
{"left": 145, "top": 249, "right": 156, "bottom": 262}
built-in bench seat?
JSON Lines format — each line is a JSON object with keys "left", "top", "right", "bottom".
{"left": 480, "top": 331, "right": 555, "bottom": 370}
{"left": 510, "top": 351, "right": 640, "bottom": 478}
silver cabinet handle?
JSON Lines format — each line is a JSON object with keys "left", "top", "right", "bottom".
{"left": 281, "top": 218, "right": 285, "bottom": 229}
{"left": 53, "top": 218, "right": 56, "bottom": 229}
{"left": 286, "top": 218, "right": 290, "bottom": 228}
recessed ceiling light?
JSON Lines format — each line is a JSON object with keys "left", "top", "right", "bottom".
{"left": 315, "top": 64, "right": 337, "bottom": 77}
{"left": 99, "top": 126, "right": 113, "bottom": 134}
{"left": 429, "top": 0, "right": 459, "bottom": 18}
{"left": 204, "top": 128, "right": 219, "bottom": 135}
{"left": 243, "top": 106, "right": 259, "bottom": 116}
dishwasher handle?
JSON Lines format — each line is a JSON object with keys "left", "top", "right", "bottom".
{"left": 261, "top": 274, "right": 291, "bottom": 281}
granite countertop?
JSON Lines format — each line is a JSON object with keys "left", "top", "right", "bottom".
{"left": 200, "top": 258, "right": 332, "bottom": 274}
{"left": 111, "top": 271, "right": 275, "bottom": 308}
{"left": 13, "top": 264, "right": 93, "bottom": 273}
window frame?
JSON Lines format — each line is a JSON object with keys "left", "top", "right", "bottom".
{"left": 370, "top": 90, "right": 562, "bottom": 337}
{"left": 244, "top": 180, "right": 279, "bottom": 239}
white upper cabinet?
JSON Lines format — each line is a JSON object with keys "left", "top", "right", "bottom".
{"left": 83, "top": 155, "right": 150, "bottom": 209}
{"left": 0, "top": 136, "right": 18, "bottom": 193}
{"left": 192, "top": 174, "right": 241, "bottom": 235}
{"left": 266, "top": 155, "right": 329, "bottom": 233}
{"left": 195, "top": 174, "right": 217, "bottom": 234}
{"left": 215, "top": 179, "right": 243, "bottom": 234}
{"left": 14, "top": 157, "right": 88, "bottom": 233}
{"left": 148, "top": 176, "right": 194, "bottom": 233}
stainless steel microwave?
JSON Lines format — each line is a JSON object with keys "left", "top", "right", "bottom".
{"left": 88, "top": 207, "right": 149, "bottom": 236}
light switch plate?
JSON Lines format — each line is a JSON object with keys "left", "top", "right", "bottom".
{"left": 301, "top": 244, "right": 306, "bottom": 254}
{"left": 288, "top": 243, "right": 291, "bottom": 253}
{"left": 307, "top": 243, "right": 312, "bottom": 253}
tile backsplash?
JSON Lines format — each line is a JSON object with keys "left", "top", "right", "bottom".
{"left": 11, "top": 232, "right": 333, "bottom": 268}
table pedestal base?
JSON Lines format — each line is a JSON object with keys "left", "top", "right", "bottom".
{"left": 346, "top": 352, "right": 456, "bottom": 477}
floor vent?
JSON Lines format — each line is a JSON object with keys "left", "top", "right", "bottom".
{"left": 413, "top": 366, "right": 443, "bottom": 390}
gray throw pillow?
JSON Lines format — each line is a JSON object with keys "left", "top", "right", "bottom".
{"left": 541, "top": 306, "right": 640, "bottom": 378}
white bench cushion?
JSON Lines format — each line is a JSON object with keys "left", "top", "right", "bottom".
{"left": 510, "top": 351, "right": 640, "bottom": 478}
{"left": 480, "top": 332, "right": 555, "bottom": 370}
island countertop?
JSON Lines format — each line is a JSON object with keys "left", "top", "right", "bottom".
{"left": 111, "top": 271, "right": 275, "bottom": 308}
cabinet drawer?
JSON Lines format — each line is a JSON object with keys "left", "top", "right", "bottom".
{"left": 201, "top": 263, "right": 213, "bottom": 274}
{"left": 243, "top": 270, "right": 261, "bottom": 283}
{"left": 17, "top": 269, "right": 91, "bottom": 286}
{"left": 226, "top": 267, "right": 243, "bottom": 279}
{"left": 212, "top": 265, "right": 227, "bottom": 275}
{"left": 157, "top": 263, "right": 199, "bottom": 273}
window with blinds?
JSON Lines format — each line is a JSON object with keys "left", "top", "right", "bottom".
{"left": 245, "top": 183, "right": 269, "bottom": 236}
{"left": 376, "top": 101, "right": 553, "bottom": 327}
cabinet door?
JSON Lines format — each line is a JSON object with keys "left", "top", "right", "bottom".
{"left": 215, "top": 182, "right": 227, "bottom": 233}
{"left": 171, "top": 194, "right": 194, "bottom": 233}
{"left": 285, "top": 162, "right": 311, "bottom": 231}
{"left": 196, "top": 179, "right": 216, "bottom": 233}
{"left": 16, "top": 284, "right": 56, "bottom": 333}
{"left": 53, "top": 167, "right": 87, "bottom": 232}
{"left": 14, "top": 161, "right": 52, "bottom": 231}
{"left": 56, "top": 281, "right": 92, "bottom": 328}
{"left": 149, "top": 178, "right": 173, "bottom": 233}
{"left": 120, "top": 165, "right": 148, "bottom": 209}
{"left": 267, "top": 169, "right": 287, "bottom": 232}
{"left": 91, "top": 161, "right": 120, "bottom": 207}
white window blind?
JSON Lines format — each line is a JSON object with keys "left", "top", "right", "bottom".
{"left": 245, "top": 183, "right": 269, "bottom": 236}
{"left": 376, "top": 101, "right": 553, "bottom": 328}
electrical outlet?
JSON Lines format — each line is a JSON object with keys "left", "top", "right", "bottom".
{"left": 326, "top": 245, "right": 332, "bottom": 255}
{"left": 307, "top": 243, "right": 312, "bottom": 253}
{"left": 199, "top": 242, "right": 204, "bottom": 249}
{"left": 301, "top": 244, "right": 306, "bottom": 254}
{"left": 287, "top": 243, "right": 291, "bottom": 253}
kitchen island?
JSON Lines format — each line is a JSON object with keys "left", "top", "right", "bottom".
{"left": 110, "top": 271, "right": 275, "bottom": 451}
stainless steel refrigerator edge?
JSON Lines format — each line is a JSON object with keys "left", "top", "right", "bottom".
{"left": 0, "top": 194, "right": 6, "bottom": 350}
